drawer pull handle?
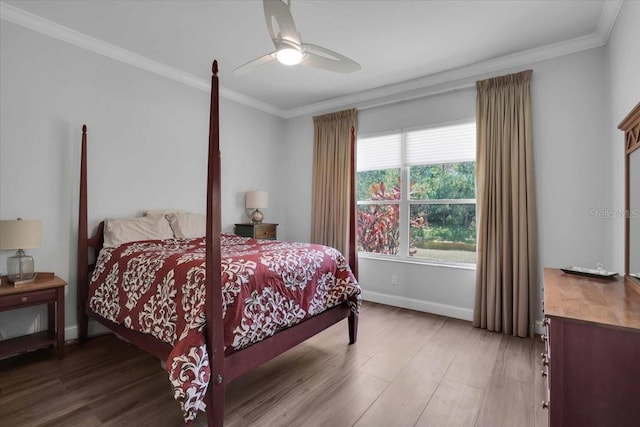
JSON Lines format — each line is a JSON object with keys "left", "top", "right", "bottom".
{"left": 541, "top": 369, "right": 547, "bottom": 378}
{"left": 540, "top": 335, "right": 547, "bottom": 343}
{"left": 21, "top": 296, "right": 28, "bottom": 303}
{"left": 542, "top": 318, "right": 550, "bottom": 326}
{"left": 542, "top": 401, "right": 549, "bottom": 410}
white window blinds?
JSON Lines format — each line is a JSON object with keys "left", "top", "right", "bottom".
{"left": 357, "top": 122, "right": 475, "bottom": 171}
{"left": 357, "top": 133, "right": 402, "bottom": 171}
{"left": 405, "top": 122, "right": 476, "bottom": 165}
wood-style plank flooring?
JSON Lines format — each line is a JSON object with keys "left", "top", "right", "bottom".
{"left": 0, "top": 302, "right": 548, "bottom": 426}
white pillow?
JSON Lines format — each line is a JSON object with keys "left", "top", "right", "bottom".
{"left": 103, "top": 215, "right": 174, "bottom": 248}
{"left": 166, "top": 212, "right": 206, "bottom": 239}
{"left": 144, "top": 209, "right": 183, "bottom": 217}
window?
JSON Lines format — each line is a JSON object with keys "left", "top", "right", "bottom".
{"left": 356, "top": 121, "right": 476, "bottom": 265}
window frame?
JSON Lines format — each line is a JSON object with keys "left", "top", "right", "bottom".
{"left": 356, "top": 119, "right": 477, "bottom": 268}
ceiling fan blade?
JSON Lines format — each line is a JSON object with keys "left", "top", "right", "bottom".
{"left": 264, "top": 0, "right": 301, "bottom": 47}
{"left": 232, "top": 53, "right": 277, "bottom": 75}
{"left": 301, "top": 43, "right": 361, "bottom": 73}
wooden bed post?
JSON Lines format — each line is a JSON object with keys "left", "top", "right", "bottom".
{"left": 348, "top": 125, "right": 358, "bottom": 344}
{"left": 204, "top": 60, "right": 225, "bottom": 427}
{"left": 77, "top": 124, "right": 89, "bottom": 344}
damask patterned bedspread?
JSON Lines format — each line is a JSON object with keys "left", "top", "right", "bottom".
{"left": 87, "top": 233, "right": 361, "bottom": 422}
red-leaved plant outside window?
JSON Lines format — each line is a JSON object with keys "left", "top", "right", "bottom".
{"left": 356, "top": 122, "right": 477, "bottom": 265}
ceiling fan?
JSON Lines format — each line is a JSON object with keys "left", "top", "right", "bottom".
{"left": 233, "top": 0, "right": 361, "bottom": 75}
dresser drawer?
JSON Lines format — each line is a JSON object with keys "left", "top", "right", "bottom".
{"left": 0, "top": 288, "right": 57, "bottom": 310}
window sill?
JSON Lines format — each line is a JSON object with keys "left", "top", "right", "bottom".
{"left": 357, "top": 252, "right": 477, "bottom": 271}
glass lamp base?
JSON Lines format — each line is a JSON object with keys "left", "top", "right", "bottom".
{"left": 7, "top": 249, "right": 36, "bottom": 283}
{"left": 250, "top": 209, "right": 264, "bottom": 224}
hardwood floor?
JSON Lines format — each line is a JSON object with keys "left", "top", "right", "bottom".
{"left": 0, "top": 302, "right": 548, "bottom": 426}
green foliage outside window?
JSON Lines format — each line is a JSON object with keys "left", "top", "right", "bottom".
{"left": 410, "top": 162, "right": 475, "bottom": 200}
{"left": 357, "top": 162, "right": 477, "bottom": 263}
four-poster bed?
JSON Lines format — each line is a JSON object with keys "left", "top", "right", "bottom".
{"left": 76, "top": 60, "right": 360, "bottom": 426}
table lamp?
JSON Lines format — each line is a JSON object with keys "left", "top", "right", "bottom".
{"left": 245, "top": 191, "right": 268, "bottom": 224}
{"left": 0, "top": 218, "right": 42, "bottom": 283}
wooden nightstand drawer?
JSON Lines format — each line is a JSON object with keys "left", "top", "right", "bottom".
{"left": 0, "top": 275, "right": 67, "bottom": 359}
{"left": 254, "top": 225, "right": 276, "bottom": 239}
{"left": 0, "top": 288, "right": 57, "bottom": 310}
{"left": 235, "top": 223, "right": 278, "bottom": 240}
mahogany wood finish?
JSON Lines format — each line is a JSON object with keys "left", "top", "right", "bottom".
{"left": 223, "top": 304, "right": 351, "bottom": 382}
{"left": 77, "top": 124, "right": 88, "bottom": 344}
{"left": 90, "top": 312, "right": 172, "bottom": 361}
{"left": 542, "top": 268, "right": 640, "bottom": 427}
{"left": 76, "top": 60, "right": 358, "bottom": 426}
{"left": 204, "top": 59, "right": 225, "bottom": 427}
{"left": 619, "top": 101, "right": 640, "bottom": 288}
{"left": 543, "top": 268, "right": 640, "bottom": 329}
{"left": 0, "top": 275, "right": 67, "bottom": 359}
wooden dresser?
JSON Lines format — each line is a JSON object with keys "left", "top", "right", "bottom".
{"left": 542, "top": 268, "right": 640, "bottom": 427}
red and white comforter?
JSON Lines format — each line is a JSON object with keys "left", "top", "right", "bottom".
{"left": 88, "top": 233, "right": 361, "bottom": 422}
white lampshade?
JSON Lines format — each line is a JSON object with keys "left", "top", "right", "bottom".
{"left": 245, "top": 191, "right": 268, "bottom": 209}
{"left": 0, "top": 219, "right": 42, "bottom": 250}
{"left": 0, "top": 218, "right": 42, "bottom": 283}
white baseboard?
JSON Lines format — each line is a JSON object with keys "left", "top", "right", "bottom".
{"left": 64, "top": 321, "right": 113, "bottom": 342}
{"left": 362, "top": 291, "right": 546, "bottom": 335}
{"left": 64, "top": 324, "right": 78, "bottom": 341}
{"left": 361, "top": 290, "right": 474, "bottom": 321}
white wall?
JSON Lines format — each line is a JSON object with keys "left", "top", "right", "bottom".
{"left": 356, "top": 87, "right": 477, "bottom": 319}
{"left": 604, "top": 0, "right": 640, "bottom": 274}
{"left": 0, "top": 21, "right": 284, "bottom": 340}
{"left": 278, "top": 114, "right": 314, "bottom": 241}
{"left": 282, "top": 47, "right": 611, "bottom": 323}
{"left": 2, "top": 4, "right": 636, "bottom": 343}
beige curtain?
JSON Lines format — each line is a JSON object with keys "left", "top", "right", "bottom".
{"left": 311, "top": 109, "right": 357, "bottom": 272}
{"left": 473, "top": 70, "right": 537, "bottom": 338}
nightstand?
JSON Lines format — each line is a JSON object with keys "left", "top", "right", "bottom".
{"left": 0, "top": 274, "right": 67, "bottom": 359}
{"left": 235, "top": 223, "right": 278, "bottom": 240}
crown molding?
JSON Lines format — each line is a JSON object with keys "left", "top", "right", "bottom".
{"left": 0, "top": 2, "right": 286, "bottom": 118}
{"left": 284, "top": 0, "right": 623, "bottom": 119}
{"left": 597, "top": 0, "right": 623, "bottom": 42}
{"left": 1, "top": 0, "right": 622, "bottom": 120}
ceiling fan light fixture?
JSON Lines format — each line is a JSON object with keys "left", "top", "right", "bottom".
{"left": 233, "top": 0, "right": 360, "bottom": 75}
{"left": 276, "top": 48, "right": 303, "bottom": 65}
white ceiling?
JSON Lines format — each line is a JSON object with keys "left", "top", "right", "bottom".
{"left": 1, "top": 0, "right": 621, "bottom": 118}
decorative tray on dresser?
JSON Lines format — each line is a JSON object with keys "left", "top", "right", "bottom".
{"left": 541, "top": 267, "right": 640, "bottom": 427}
{"left": 559, "top": 266, "right": 618, "bottom": 279}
